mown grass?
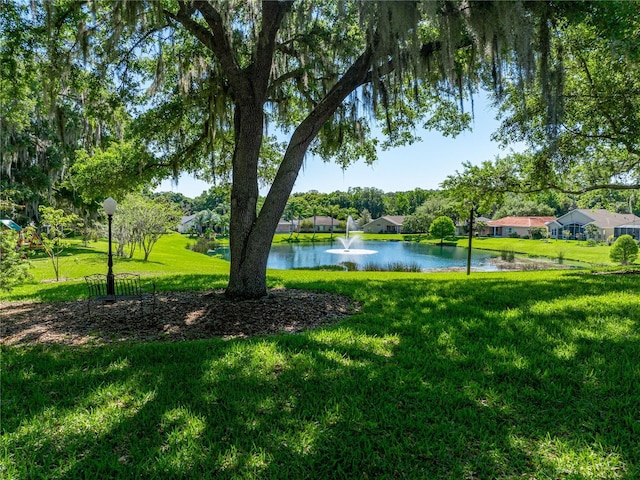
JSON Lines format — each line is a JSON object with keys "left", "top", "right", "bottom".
{"left": 456, "top": 237, "right": 614, "bottom": 265}
{"left": 2, "top": 235, "right": 639, "bottom": 478}
{"left": 1, "top": 234, "right": 229, "bottom": 301}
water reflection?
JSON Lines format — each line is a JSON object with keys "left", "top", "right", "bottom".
{"left": 211, "top": 240, "right": 500, "bottom": 271}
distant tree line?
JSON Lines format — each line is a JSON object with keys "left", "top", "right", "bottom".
{"left": 152, "top": 185, "right": 638, "bottom": 236}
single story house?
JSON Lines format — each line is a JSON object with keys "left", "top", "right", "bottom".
{"left": 455, "top": 216, "right": 492, "bottom": 236}
{"left": 487, "top": 216, "right": 556, "bottom": 238}
{"left": 362, "top": 216, "right": 405, "bottom": 234}
{"left": 276, "top": 216, "right": 344, "bottom": 234}
{"left": 177, "top": 214, "right": 198, "bottom": 234}
{"left": 546, "top": 209, "right": 640, "bottom": 240}
{"left": 276, "top": 219, "right": 296, "bottom": 234}
{"left": 299, "top": 216, "right": 344, "bottom": 233}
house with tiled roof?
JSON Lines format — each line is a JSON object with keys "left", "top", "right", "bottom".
{"left": 546, "top": 209, "right": 640, "bottom": 240}
{"left": 362, "top": 216, "right": 405, "bottom": 234}
{"left": 487, "top": 216, "right": 556, "bottom": 238}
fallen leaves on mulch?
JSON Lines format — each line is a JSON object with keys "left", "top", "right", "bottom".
{"left": 1, "top": 288, "right": 361, "bottom": 347}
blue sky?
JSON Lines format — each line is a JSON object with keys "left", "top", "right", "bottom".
{"left": 156, "top": 91, "right": 521, "bottom": 198}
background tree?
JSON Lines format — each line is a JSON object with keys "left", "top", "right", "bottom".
{"left": 417, "top": 194, "right": 460, "bottom": 223}
{"left": 584, "top": 223, "right": 601, "bottom": 241}
{"left": 308, "top": 203, "right": 322, "bottom": 239}
{"left": 350, "top": 187, "right": 386, "bottom": 220}
{"left": 326, "top": 204, "right": 341, "bottom": 241}
{"left": 357, "top": 209, "right": 372, "bottom": 229}
{"left": 403, "top": 208, "right": 433, "bottom": 234}
{"left": 38, "top": 206, "right": 80, "bottom": 281}
{"left": 474, "top": 220, "right": 488, "bottom": 237}
{"left": 446, "top": 3, "right": 640, "bottom": 198}
{"left": 113, "top": 194, "right": 182, "bottom": 261}
{"left": 493, "top": 194, "right": 556, "bottom": 219}
{"left": 137, "top": 201, "right": 182, "bottom": 261}
{"left": 284, "top": 196, "right": 309, "bottom": 240}
{"left": 0, "top": 229, "right": 31, "bottom": 291}
{"left": 609, "top": 235, "right": 639, "bottom": 266}
{"left": 527, "top": 227, "right": 548, "bottom": 240}
{"left": 1, "top": 2, "right": 132, "bottom": 221}
{"left": 69, "top": 143, "right": 157, "bottom": 204}
{"left": 429, "top": 215, "right": 456, "bottom": 246}
{"left": 192, "top": 187, "right": 232, "bottom": 214}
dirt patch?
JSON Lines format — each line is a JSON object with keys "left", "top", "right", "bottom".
{"left": 0, "top": 289, "right": 361, "bottom": 347}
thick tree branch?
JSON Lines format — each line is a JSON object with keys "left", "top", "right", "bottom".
{"left": 167, "top": 1, "right": 245, "bottom": 91}
{"left": 258, "top": 45, "right": 375, "bottom": 232}
{"left": 495, "top": 181, "right": 640, "bottom": 196}
{"left": 252, "top": 1, "right": 293, "bottom": 100}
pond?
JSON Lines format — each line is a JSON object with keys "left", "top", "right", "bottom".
{"left": 210, "top": 240, "right": 501, "bottom": 271}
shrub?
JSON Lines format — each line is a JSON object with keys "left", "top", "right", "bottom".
{"left": 0, "top": 230, "right": 31, "bottom": 291}
{"left": 609, "top": 234, "right": 639, "bottom": 265}
{"left": 528, "top": 227, "right": 548, "bottom": 240}
{"left": 358, "top": 261, "right": 422, "bottom": 272}
{"left": 500, "top": 249, "right": 515, "bottom": 262}
{"left": 298, "top": 264, "right": 346, "bottom": 271}
{"left": 189, "top": 237, "right": 221, "bottom": 254}
{"left": 386, "top": 261, "right": 422, "bottom": 272}
{"left": 586, "top": 239, "right": 598, "bottom": 247}
{"left": 340, "top": 261, "right": 358, "bottom": 271}
{"left": 429, "top": 216, "right": 456, "bottom": 245}
{"left": 299, "top": 220, "right": 314, "bottom": 232}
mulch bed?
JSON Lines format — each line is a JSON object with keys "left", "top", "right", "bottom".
{"left": 1, "top": 288, "right": 361, "bottom": 347}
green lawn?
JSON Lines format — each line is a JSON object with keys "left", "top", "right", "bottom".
{"left": 2, "top": 234, "right": 639, "bottom": 478}
{"left": 456, "top": 236, "right": 614, "bottom": 265}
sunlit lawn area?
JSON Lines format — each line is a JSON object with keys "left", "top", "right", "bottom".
{"left": 2, "top": 233, "right": 639, "bottom": 478}
{"left": 454, "top": 236, "right": 614, "bottom": 265}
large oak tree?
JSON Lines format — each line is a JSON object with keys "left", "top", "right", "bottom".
{"left": 443, "top": 2, "right": 640, "bottom": 207}
{"left": 5, "top": 1, "right": 614, "bottom": 298}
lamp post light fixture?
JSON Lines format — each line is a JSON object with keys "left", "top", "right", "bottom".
{"left": 465, "top": 202, "right": 475, "bottom": 276}
{"left": 103, "top": 197, "right": 117, "bottom": 296}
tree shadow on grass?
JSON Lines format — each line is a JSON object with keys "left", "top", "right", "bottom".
{"left": 2, "top": 272, "right": 639, "bottom": 478}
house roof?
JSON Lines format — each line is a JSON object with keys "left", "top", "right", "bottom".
{"left": 179, "top": 214, "right": 197, "bottom": 225}
{"left": 383, "top": 215, "right": 405, "bottom": 225}
{"left": 301, "top": 216, "right": 339, "bottom": 226}
{"left": 576, "top": 209, "right": 640, "bottom": 227}
{"left": 362, "top": 215, "right": 405, "bottom": 228}
{"left": 488, "top": 216, "right": 556, "bottom": 228}
{"left": 1, "top": 219, "right": 22, "bottom": 231}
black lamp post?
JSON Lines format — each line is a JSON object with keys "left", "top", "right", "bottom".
{"left": 466, "top": 202, "right": 474, "bottom": 276}
{"left": 103, "top": 197, "right": 117, "bottom": 295}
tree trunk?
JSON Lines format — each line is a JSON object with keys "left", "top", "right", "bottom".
{"left": 226, "top": 101, "right": 271, "bottom": 299}
{"left": 226, "top": 44, "right": 374, "bottom": 299}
